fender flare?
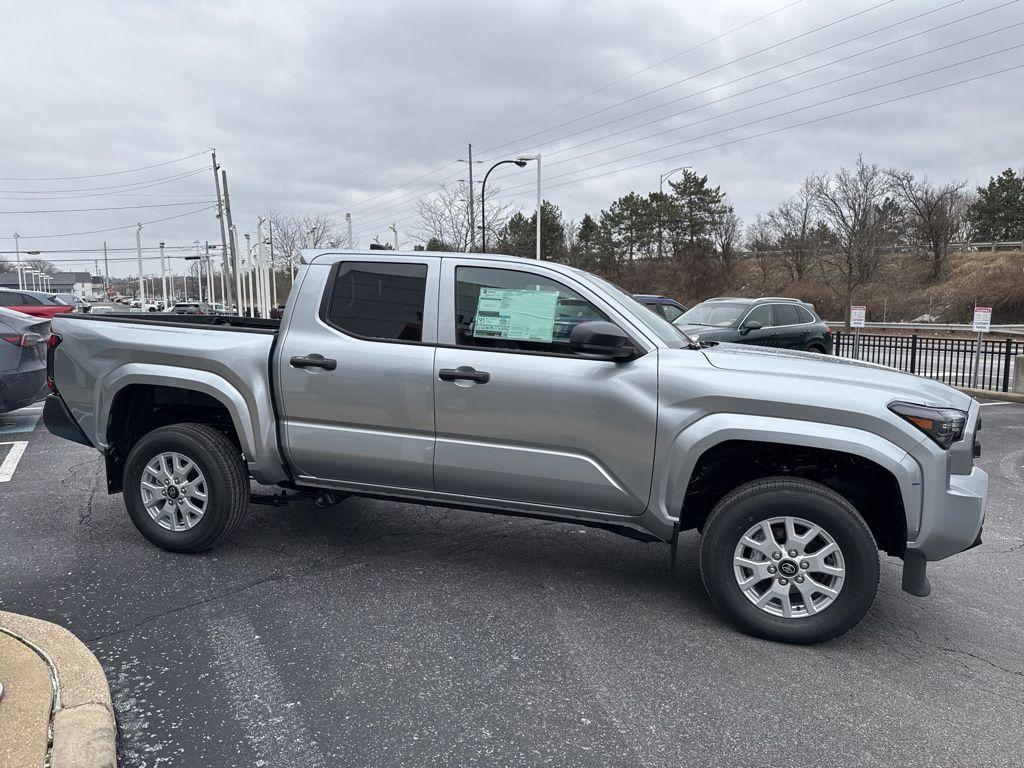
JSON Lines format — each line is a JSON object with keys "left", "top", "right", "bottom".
{"left": 654, "top": 413, "right": 924, "bottom": 538}
{"left": 95, "top": 363, "right": 258, "bottom": 462}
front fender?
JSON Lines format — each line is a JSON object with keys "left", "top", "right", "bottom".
{"left": 651, "top": 413, "right": 923, "bottom": 538}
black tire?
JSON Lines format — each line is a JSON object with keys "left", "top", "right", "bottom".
{"left": 123, "top": 423, "right": 249, "bottom": 553}
{"left": 806, "top": 344, "right": 827, "bottom": 353}
{"left": 699, "top": 477, "right": 879, "bottom": 644}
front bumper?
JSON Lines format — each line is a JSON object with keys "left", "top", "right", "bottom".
{"left": 908, "top": 465, "right": 988, "bottom": 562}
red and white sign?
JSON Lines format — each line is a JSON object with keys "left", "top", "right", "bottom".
{"left": 850, "top": 305, "right": 866, "bottom": 329}
{"left": 973, "top": 306, "right": 992, "bottom": 333}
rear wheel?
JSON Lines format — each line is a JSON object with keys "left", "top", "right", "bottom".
{"left": 123, "top": 423, "right": 249, "bottom": 552}
{"left": 699, "top": 477, "right": 879, "bottom": 644}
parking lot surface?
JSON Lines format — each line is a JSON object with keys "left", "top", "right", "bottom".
{"left": 0, "top": 401, "right": 1021, "bottom": 767}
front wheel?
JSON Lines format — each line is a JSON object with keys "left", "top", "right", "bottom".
{"left": 699, "top": 477, "right": 879, "bottom": 644}
{"left": 123, "top": 423, "right": 249, "bottom": 553}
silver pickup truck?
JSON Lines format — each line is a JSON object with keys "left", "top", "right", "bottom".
{"left": 43, "top": 250, "right": 987, "bottom": 644}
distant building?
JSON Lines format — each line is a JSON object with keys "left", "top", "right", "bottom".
{"left": 0, "top": 271, "right": 100, "bottom": 299}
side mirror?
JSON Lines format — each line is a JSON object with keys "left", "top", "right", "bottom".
{"left": 739, "top": 319, "right": 762, "bottom": 336}
{"left": 570, "top": 321, "right": 638, "bottom": 362}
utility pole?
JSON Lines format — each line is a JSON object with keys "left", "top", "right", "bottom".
{"left": 467, "top": 143, "right": 476, "bottom": 251}
{"left": 268, "top": 219, "right": 278, "bottom": 304}
{"left": 345, "top": 213, "right": 353, "bottom": 250}
{"left": 102, "top": 241, "right": 110, "bottom": 297}
{"left": 13, "top": 233, "right": 21, "bottom": 290}
{"left": 212, "top": 151, "right": 233, "bottom": 306}
{"left": 221, "top": 170, "right": 242, "bottom": 316}
{"left": 135, "top": 224, "right": 145, "bottom": 302}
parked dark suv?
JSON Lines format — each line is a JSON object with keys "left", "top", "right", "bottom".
{"left": 673, "top": 297, "right": 833, "bottom": 353}
{"left": 633, "top": 294, "right": 687, "bottom": 323}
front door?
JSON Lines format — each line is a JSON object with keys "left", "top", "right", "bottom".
{"left": 432, "top": 261, "right": 658, "bottom": 516}
{"left": 277, "top": 257, "right": 439, "bottom": 490}
{"left": 736, "top": 304, "right": 777, "bottom": 347}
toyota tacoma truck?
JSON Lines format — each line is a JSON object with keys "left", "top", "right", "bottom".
{"left": 42, "top": 250, "right": 987, "bottom": 644}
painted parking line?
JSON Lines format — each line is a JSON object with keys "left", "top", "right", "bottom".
{"left": 0, "top": 441, "right": 27, "bottom": 483}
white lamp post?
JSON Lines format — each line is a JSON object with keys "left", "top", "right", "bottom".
{"left": 516, "top": 155, "right": 542, "bottom": 259}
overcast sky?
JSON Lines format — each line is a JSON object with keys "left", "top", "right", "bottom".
{"left": 0, "top": 0, "right": 1021, "bottom": 278}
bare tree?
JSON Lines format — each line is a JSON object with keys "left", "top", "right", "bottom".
{"left": 767, "top": 177, "right": 819, "bottom": 281}
{"left": 745, "top": 214, "right": 775, "bottom": 292}
{"left": 25, "top": 258, "right": 57, "bottom": 275}
{"left": 414, "top": 181, "right": 514, "bottom": 251}
{"left": 812, "top": 157, "right": 893, "bottom": 321}
{"left": 887, "top": 171, "right": 968, "bottom": 278}
{"left": 711, "top": 205, "right": 742, "bottom": 279}
{"left": 268, "top": 210, "right": 344, "bottom": 277}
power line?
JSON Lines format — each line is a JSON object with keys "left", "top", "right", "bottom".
{"left": 320, "top": 0, "right": 807, "bottom": 218}
{"left": 529, "top": 64, "right": 1024, "bottom": 194}
{"left": 0, "top": 168, "right": 209, "bottom": 200}
{"left": 328, "top": 0, "right": 935, "bottom": 226}
{"left": 506, "top": 0, "right": 1006, "bottom": 163}
{"left": 0, "top": 149, "right": 213, "bottom": 181}
{"left": 475, "top": 0, "right": 900, "bottom": 156}
{"left": 475, "top": 0, "right": 808, "bottom": 144}
{"left": 0, "top": 205, "right": 217, "bottom": 240}
{"left": 0, "top": 200, "right": 216, "bottom": 215}
{"left": 0, "top": 166, "right": 210, "bottom": 195}
{"left": 544, "top": 27, "right": 1024, "bottom": 168}
{"left": 356, "top": 61, "right": 1023, "bottom": 235}
{"left": 492, "top": 46, "right": 1024, "bottom": 194}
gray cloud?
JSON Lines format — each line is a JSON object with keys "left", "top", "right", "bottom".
{"left": 0, "top": 0, "right": 1020, "bottom": 276}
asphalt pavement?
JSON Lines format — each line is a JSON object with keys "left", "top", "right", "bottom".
{"left": 0, "top": 401, "right": 1021, "bottom": 767}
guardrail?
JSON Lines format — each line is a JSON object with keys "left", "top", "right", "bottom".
{"left": 826, "top": 321, "right": 1024, "bottom": 333}
{"left": 833, "top": 332, "right": 1022, "bottom": 392}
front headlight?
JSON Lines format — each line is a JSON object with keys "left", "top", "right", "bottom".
{"left": 889, "top": 401, "right": 967, "bottom": 449}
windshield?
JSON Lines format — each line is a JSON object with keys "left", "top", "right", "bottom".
{"left": 676, "top": 302, "right": 748, "bottom": 328}
{"left": 572, "top": 270, "right": 694, "bottom": 347}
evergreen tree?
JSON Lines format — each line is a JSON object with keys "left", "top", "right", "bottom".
{"left": 496, "top": 201, "right": 567, "bottom": 260}
{"left": 967, "top": 168, "right": 1024, "bottom": 241}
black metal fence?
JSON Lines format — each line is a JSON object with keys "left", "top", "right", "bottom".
{"left": 833, "top": 332, "right": 1023, "bottom": 392}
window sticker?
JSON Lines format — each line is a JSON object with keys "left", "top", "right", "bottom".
{"left": 473, "top": 287, "right": 560, "bottom": 343}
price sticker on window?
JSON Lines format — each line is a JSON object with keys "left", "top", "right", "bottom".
{"left": 473, "top": 288, "right": 560, "bottom": 343}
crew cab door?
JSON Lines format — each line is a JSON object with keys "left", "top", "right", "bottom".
{"left": 432, "top": 260, "right": 658, "bottom": 516}
{"left": 275, "top": 256, "right": 440, "bottom": 490}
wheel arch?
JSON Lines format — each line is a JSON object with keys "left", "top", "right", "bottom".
{"left": 656, "top": 414, "right": 922, "bottom": 555}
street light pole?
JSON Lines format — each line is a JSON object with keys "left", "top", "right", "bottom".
{"left": 13, "top": 233, "right": 21, "bottom": 290}
{"left": 480, "top": 158, "right": 528, "bottom": 253}
{"left": 159, "top": 241, "right": 168, "bottom": 307}
{"left": 135, "top": 224, "right": 145, "bottom": 303}
{"left": 657, "top": 166, "right": 689, "bottom": 260}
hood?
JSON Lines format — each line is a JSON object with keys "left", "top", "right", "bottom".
{"left": 674, "top": 324, "right": 735, "bottom": 341}
{"left": 699, "top": 342, "right": 973, "bottom": 410}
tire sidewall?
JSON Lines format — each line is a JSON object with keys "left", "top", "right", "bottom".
{"left": 702, "top": 483, "right": 879, "bottom": 644}
{"left": 124, "top": 428, "right": 234, "bottom": 552}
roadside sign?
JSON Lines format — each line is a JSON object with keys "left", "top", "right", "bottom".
{"left": 850, "top": 306, "right": 866, "bottom": 328}
{"left": 972, "top": 306, "right": 992, "bottom": 333}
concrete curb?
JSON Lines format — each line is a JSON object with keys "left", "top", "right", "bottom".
{"left": 959, "top": 387, "right": 1024, "bottom": 403}
{"left": 0, "top": 612, "right": 116, "bottom": 768}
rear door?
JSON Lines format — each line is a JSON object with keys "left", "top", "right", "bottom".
{"left": 432, "top": 259, "right": 658, "bottom": 516}
{"left": 772, "top": 303, "right": 808, "bottom": 349}
{"left": 276, "top": 256, "right": 440, "bottom": 491}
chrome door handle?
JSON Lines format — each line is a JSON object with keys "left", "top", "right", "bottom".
{"left": 438, "top": 367, "right": 490, "bottom": 383}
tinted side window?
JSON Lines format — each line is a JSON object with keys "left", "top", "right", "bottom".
{"left": 455, "top": 266, "right": 610, "bottom": 355}
{"left": 0, "top": 293, "right": 20, "bottom": 306}
{"left": 324, "top": 262, "right": 427, "bottom": 342}
{"left": 744, "top": 304, "right": 773, "bottom": 326}
{"left": 662, "top": 303, "right": 684, "bottom": 322}
{"left": 795, "top": 306, "right": 817, "bottom": 323}
{"left": 774, "top": 304, "right": 802, "bottom": 326}
{"left": 20, "top": 294, "right": 42, "bottom": 305}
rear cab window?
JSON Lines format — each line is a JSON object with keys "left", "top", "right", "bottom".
{"left": 322, "top": 261, "right": 428, "bottom": 342}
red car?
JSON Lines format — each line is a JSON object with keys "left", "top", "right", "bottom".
{"left": 0, "top": 289, "right": 75, "bottom": 319}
